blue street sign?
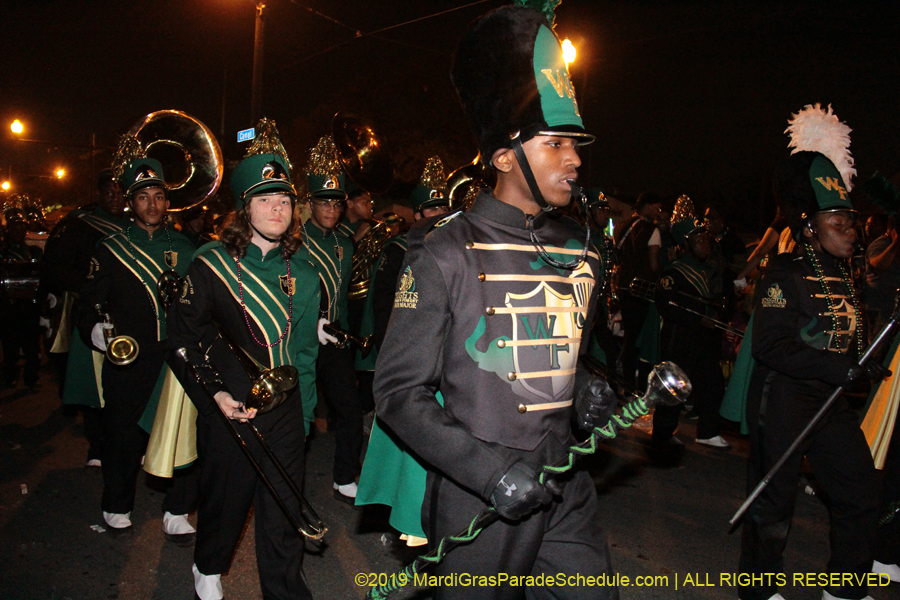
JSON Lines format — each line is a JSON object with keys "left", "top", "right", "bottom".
{"left": 237, "top": 128, "right": 255, "bottom": 143}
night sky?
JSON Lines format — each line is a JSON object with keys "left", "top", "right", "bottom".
{"left": 2, "top": 0, "right": 899, "bottom": 229}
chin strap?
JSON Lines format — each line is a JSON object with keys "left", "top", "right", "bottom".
{"left": 250, "top": 222, "right": 282, "bottom": 243}
{"left": 511, "top": 134, "right": 552, "bottom": 213}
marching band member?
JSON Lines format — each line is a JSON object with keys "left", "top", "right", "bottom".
{"left": 738, "top": 105, "right": 882, "bottom": 600}
{"left": 299, "top": 135, "right": 363, "bottom": 505}
{"left": 41, "top": 170, "right": 127, "bottom": 465}
{"left": 0, "top": 211, "right": 43, "bottom": 389}
{"left": 77, "top": 142, "right": 196, "bottom": 537}
{"left": 374, "top": 4, "right": 619, "bottom": 597}
{"left": 166, "top": 120, "right": 319, "bottom": 600}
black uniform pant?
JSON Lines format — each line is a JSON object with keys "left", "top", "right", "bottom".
{"left": 100, "top": 344, "right": 164, "bottom": 513}
{"left": 0, "top": 299, "right": 40, "bottom": 386}
{"left": 316, "top": 341, "right": 363, "bottom": 485}
{"left": 619, "top": 293, "right": 652, "bottom": 390}
{"left": 739, "top": 384, "right": 880, "bottom": 600}
{"left": 653, "top": 341, "right": 724, "bottom": 443}
{"left": 194, "top": 393, "right": 311, "bottom": 600}
{"left": 424, "top": 464, "right": 618, "bottom": 599}
{"left": 875, "top": 418, "right": 900, "bottom": 565}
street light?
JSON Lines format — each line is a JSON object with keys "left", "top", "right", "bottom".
{"left": 10, "top": 120, "right": 23, "bottom": 135}
{"left": 1, "top": 181, "right": 10, "bottom": 191}
{"left": 250, "top": 1, "right": 267, "bottom": 124}
{"left": 562, "top": 39, "right": 576, "bottom": 66}
{"left": 55, "top": 168, "right": 65, "bottom": 179}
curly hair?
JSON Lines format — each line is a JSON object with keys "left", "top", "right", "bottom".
{"left": 219, "top": 198, "right": 301, "bottom": 258}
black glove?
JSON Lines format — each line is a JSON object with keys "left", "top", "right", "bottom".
{"left": 490, "top": 460, "right": 553, "bottom": 521}
{"left": 574, "top": 376, "right": 618, "bottom": 432}
{"left": 845, "top": 361, "right": 892, "bottom": 386}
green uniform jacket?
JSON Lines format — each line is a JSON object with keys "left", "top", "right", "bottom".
{"left": 300, "top": 222, "right": 353, "bottom": 324}
{"left": 166, "top": 243, "right": 320, "bottom": 433}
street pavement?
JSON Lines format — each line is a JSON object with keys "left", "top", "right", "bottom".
{"left": 1, "top": 369, "right": 898, "bottom": 600}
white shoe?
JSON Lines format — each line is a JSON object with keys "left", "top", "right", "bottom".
{"left": 193, "top": 564, "right": 223, "bottom": 600}
{"left": 163, "top": 511, "right": 195, "bottom": 535}
{"left": 696, "top": 435, "right": 731, "bottom": 449}
{"left": 334, "top": 481, "right": 358, "bottom": 498}
{"left": 767, "top": 594, "right": 786, "bottom": 600}
{"left": 822, "top": 591, "right": 874, "bottom": 600}
{"left": 874, "top": 559, "right": 900, "bottom": 582}
{"left": 85, "top": 458, "right": 102, "bottom": 468}
{"left": 102, "top": 511, "right": 132, "bottom": 529}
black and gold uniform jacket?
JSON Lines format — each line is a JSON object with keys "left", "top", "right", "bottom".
{"left": 41, "top": 208, "right": 124, "bottom": 296}
{"left": 374, "top": 191, "right": 602, "bottom": 500}
{"left": 299, "top": 223, "right": 353, "bottom": 324}
{"left": 165, "top": 243, "right": 320, "bottom": 430}
{"left": 78, "top": 225, "right": 194, "bottom": 349}
{"left": 751, "top": 250, "right": 861, "bottom": 398}
{"left": 656, "top": 254, "right": 719, "bottom": 370}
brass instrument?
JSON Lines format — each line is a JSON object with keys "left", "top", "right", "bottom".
{"left": 95, "top": 304, "right": 139, "bottom": 365}
{"left": 127, "top": 110, "right": 224, "bottom": 212}
{"left": 323, "top": 322, "right": 373, "bottom": 358}
{"left": 0, "top": 259, "right": 41, "bottom": 300}
{"left": 331, "top": 112, "right": 395, "bottom": 299}
{"left": 628, "top": 278, "right": 744, "bottom": 338}
{"left": 160, "top": 272, "right": 326, "bottom": 540}
{"left": 175, "top": 349, "right": 326, "bottom": 540}
{"left": 346, "top": 220, "right": 391, "bottom": 300}
{"left": 447, "top": 156, "right": 494, "bottom": 212}
{"left": 332, "top": 112, "right": 393, "bottom": 195}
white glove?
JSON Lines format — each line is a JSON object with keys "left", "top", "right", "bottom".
{"left": 317, "top": 318, "right": 338, "bottom": 346}
{"left": 91, "top": 323, "right": 113, "bottom": 350}
{"left": 733, "top": 277, "right": 748, "bottom": 291}
{"left": 46, "top": 293, "right": 58, "bottom": 309}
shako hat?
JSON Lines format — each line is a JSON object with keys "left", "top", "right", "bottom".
{"left": 230, "top": 118, "right": 296, "bottom": 210}
{"left": 774, "top": 104, "right": 856, "bottom": 239}
{"left": 451, "top": 1, "right": 593, "bottom": 168}
{"left": 112, "top": 135, "right": 167, "bottom": 197}
{"left": 305, "top": 136, "right": 347, "bottom": 201}
{"left": 670, "top": 195, "right": 705, "bottom": 245}
{"left": 411, "top": 156, "right": 450, "bottom": 212}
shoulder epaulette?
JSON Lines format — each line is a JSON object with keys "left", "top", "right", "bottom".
{"left": 430, "top": 210, "right": 463, "bottom": 231}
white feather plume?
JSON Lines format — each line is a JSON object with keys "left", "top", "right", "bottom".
{"left": 785, "top": 103, "right": 856, "bottom": 191}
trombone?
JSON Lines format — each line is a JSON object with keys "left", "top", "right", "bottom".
{"left": 628, "top": 278, "right": 745, "bottom": 339}
{"left": 95, "top": 304, "right": 139, "bottom": 365}
{"left": 160, "top": 271, "right": 327, "bottom": 540}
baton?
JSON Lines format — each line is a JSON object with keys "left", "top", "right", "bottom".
{"left": 366, "top": 362, "right": 691, "bottom": 600}
{"left": 729, "top": 307, "right": 900, "bottom": 525}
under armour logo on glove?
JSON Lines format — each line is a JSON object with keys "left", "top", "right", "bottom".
{"left": 490, "top": 460, "right": 553, "bottom": 521}
{"left": 498, "top": 476, "right": 518, "bottom": 497}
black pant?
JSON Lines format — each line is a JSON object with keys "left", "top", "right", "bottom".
{"left": 0, "top": 299, "right": 40, "bottom": 386}
{"left": 619, "top": 293, "right": 651, "bottom": 390}
{"left": 193, "top": 394, "right": 311, "bottom": 599}
{"left": 424, "top": 468, "right": 619, "bottom": 600}
{"left": 100, "top": 343, "right": 165, "bottom": 513}
{"left": 316, "top": 341, "right": 363, "bottom": 485}
{"left": 739, "top": 383, "right": 880, "bottom": 600}
{"left": 653, "top": 341, "right": 724, "bottom": 443}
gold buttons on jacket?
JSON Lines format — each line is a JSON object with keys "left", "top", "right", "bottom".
{"left": 507, "top": 372, "right": 517, "bottom": 381}
{"left": 496, "top": 339, "right": 506, "bottom": 348}
{"left": 465, "top": 240, "right": 475, "bottom": 249}
{"left": 486, "top": 307, "right": 495, "bottom": 316}
{"left": 478, "top": 272, "right": 486, "bottom": 281}
{"left": 517, "top": 404, "right": 527, "bottom": 414}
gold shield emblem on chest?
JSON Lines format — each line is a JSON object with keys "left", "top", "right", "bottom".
{"left": 279, "top": 274, "right": 296, "bottom": 296}
{"left": 164, "top": 250, "right": 177, "bottom": 268}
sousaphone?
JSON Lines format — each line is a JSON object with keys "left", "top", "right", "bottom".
{"left": 128, "top": 110, "right": 224, "bottom": 211}
{"left": 331, "top": 112, "right": 394, "bottom": 301}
